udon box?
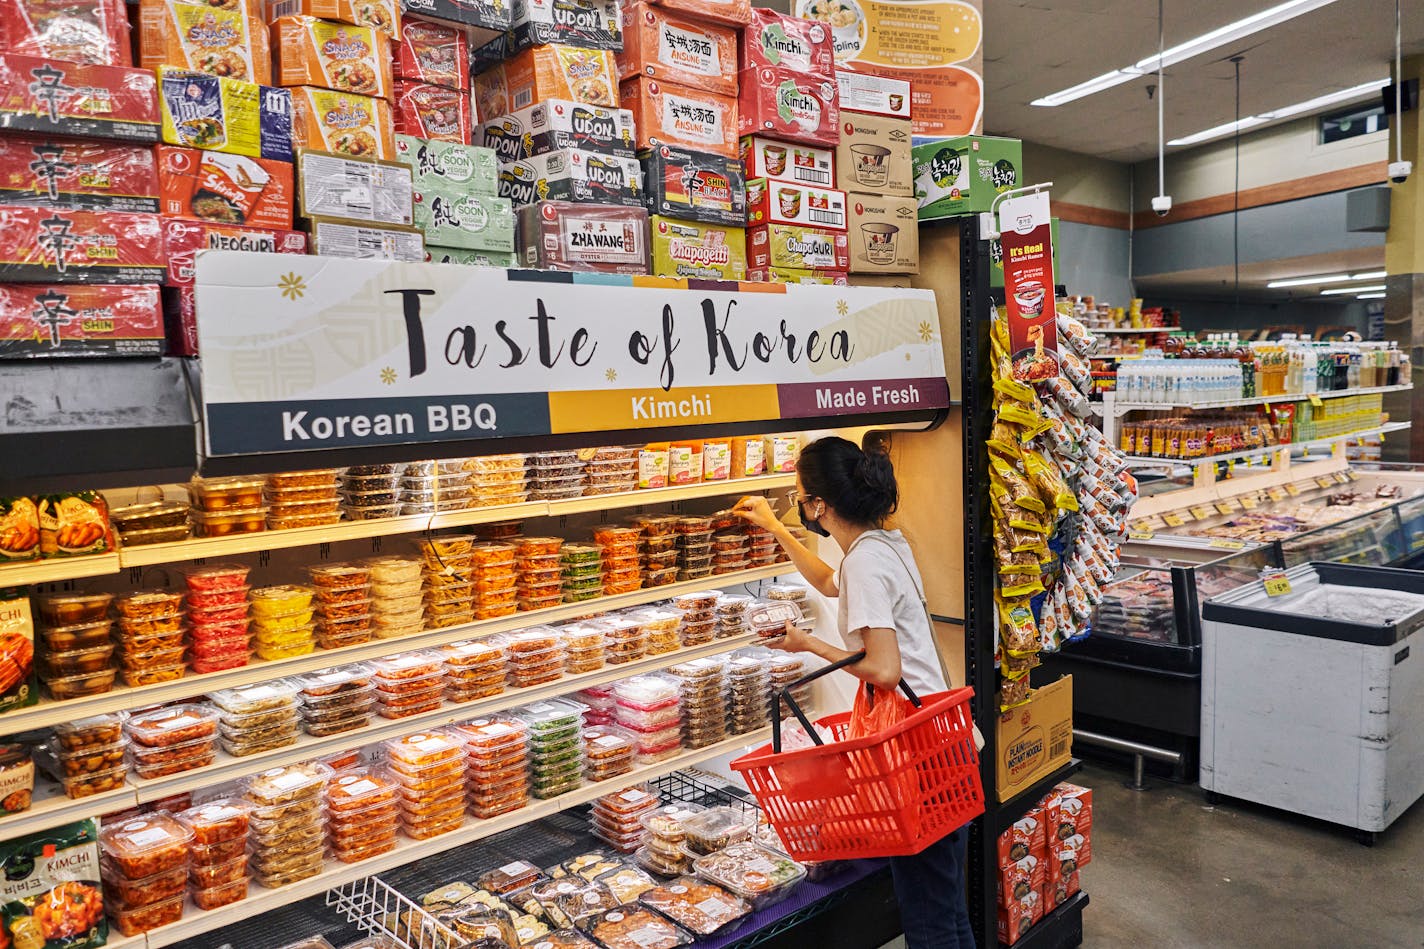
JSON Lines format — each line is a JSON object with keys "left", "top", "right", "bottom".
{"left": 158, "top": 68, "right": 294, "bottom": 161}
{"left": 479, "top": 99, "right": 636, "bottom": 161}
{"left": 0, "top": 54, "right": 159, "bottom": 143}
{"left": 504, "top": 0, "right": 622, "bottom": 51}
{"left": 516, "top": 200, "right": 649, "bottom": 273}
{"left": 137, "top": 0, "right": 271, "bottom": 83}
{"left": 474, "top": 45, "right": 618, "bottom": 119}
{"left": 0, "top": 0, "right": 132, "bottom": 66}
{"left": 498, "top": 148, "right": 644, "bottom": 208}
{"left": 396, "top": 0, "right": 510, "bottom": 34}
{"left": 619, "top": 77, "right": 737, "bottom": 158}
{"left": 746, "top": 221, "right": 848, "bottom": 271}
{"left": 393, "top": 81, "right": 471, "bottom": 143}
{"left": 266, "top": 0, "right": 401, "bottom": 37}
{"left": 273, "top": 17, "right": 394, "bottom": 99}
{"left": 746, "top": 178, "right": 846, "bottom": 230}
{"left": 649, "top": 216, "right": 746, "bottom": 281}
{"left": 740, "top": 8, "right": 834, "bottom": 77}
{"left": 0, "top": 136, "right": 159, "bottom": 213}
{"left": 0, "top": 283, "right": 163, "bottom": 358}
{"left": 738, "top": 67, "right": 839, "bottom": 146}
{"left": 394, "top": 18, "right": 469, "bottom": 89}
{"left": 616, "top": 4, "right": 739, "bottom": 96}
{"left": 289, "top": 85, "right": 395, "bottom": 159}
{"left": 157, "top": 145, "right": 295, "bottom": 228}
{"left": 0, "top": 208, "right": 166, "bottom": 283}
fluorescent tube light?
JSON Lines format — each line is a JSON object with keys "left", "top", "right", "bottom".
{"left": 1357, "top": 293, "right": 1386, "bottom": 299}
{"left": 1266, "top": 274, "right": 1351, "bottom": 288}
{"left": 1170, "top": 78, "right": 1388, "bottom": 145}
{"left": 1351, "top": 270, "right": 1387, "bottom": 280}
{"left": 1168, "top": 116, "right": 1268, "bottom": 146}
{"left": 1322, "top": 284, "right": 1385, "bottom": 295}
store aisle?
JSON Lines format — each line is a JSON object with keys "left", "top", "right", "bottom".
{"left": 1082, "top": 763, "right": 1424, "bottom": 948}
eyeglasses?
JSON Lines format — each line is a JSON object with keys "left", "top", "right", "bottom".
{"left": 790, "top": 492, "right": 819, "bottom": 506}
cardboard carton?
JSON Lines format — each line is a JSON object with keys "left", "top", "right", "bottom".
{"left": 836, "top": 111, "right": 912, "bottom": 196}
{"left": 740, "top": 134, "right": 833, "bottom": 187}
{"left": 296, "top": 149, "right": 413, "bottom": 225}
{"left": 395, "top": 134, "right": 499, "bottom": 195}
{"left": 845, "top": 192, "right": 917, "bottom": 274}
{"left": 996, "top": 674, "right": 1073, "bottom": 801}
{"left": 913, "top": 134, "right": 1021, "bottom": 220}
{"left": 746, "top": 178, "right": 846, "bottom": 230}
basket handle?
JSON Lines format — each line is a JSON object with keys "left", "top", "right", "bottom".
{"left": 770, "top": 651, "right": 922, "bottom": 752}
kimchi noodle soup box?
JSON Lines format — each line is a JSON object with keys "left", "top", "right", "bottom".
{"left": 0, "top": 284, "right": 163, "bottom": 358}
{"left": 517, "top": 200, "right": 649, "bottom": 273}
{"left": 738, "top": 68, "right": 839, "bottom": 147}
{"left": 0, "top": 54, "right": 160, "bottom": 142}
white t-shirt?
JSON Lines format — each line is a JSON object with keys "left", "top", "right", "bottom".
{"left": 836, "top": 528, "right": 949, "bottom": 696}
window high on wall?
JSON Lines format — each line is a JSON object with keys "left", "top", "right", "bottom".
{"left": 1320, "top": 103, "right": 1388, "bottom": 144}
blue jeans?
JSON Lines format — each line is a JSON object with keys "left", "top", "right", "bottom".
{"left": 889, "top": 825, "right": 976, "bottom": 949}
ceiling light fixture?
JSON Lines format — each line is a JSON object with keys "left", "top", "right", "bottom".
{"left": 1358, "top": 293, "right": 1386, "bottom": 299}
{"left": 1351, "top": 270, "right": 1387, "bottom": 280}
{"left": 1031, "top": 0, "right": 1340, "bottom": 107}
{"left": 1322, "top": 284, "right": 1386, "bottom": 295}
{"left": 1169, "top": 78, "right": 1388, "bottom": 145}
{"left": 1266, "top": 274, "right": 1351, "bottom": 288}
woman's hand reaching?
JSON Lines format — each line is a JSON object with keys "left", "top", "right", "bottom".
{"left": 762, "top": 620, "right": 816, "bottom": 653}
{"left": 732, "top": 495, "right": 781, "bottom": 533}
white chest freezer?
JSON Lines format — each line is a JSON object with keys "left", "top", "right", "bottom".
{"left": 1199, "top": 562, "right": 1424, "bottom": 838}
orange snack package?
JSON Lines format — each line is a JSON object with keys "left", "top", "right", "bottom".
{"left": 617, "top": 4, "right": 738, "bottom": 96}
{"left": 266, "top": 0, "right": 399, "bottom": 37}
{"left": 272, "top": 16, "right": 393, "bottom": 99}
{"left": 289, "top": 85, "right": 394, "bottom": 158}
{"left": 475, "top": 45, "right": 618, "bottom": 118}
{"left": 619, "top": 77, "right": 737, "bottom": 158}
{"left": 138, "top": 0, "right": 271, "bottom": 83}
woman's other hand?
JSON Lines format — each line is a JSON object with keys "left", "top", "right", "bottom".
{"left": 733, "top": 495, "right": 780, "bottom": 533}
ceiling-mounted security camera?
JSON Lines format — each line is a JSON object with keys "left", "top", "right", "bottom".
{"left": 1152, "top": 195, "right": 1172, "bottom": 217}
{"left": 1390, "top": 1, "right": 1410, "bottom": 186}
{"left": 1389, "top": 160, "right": 1412, "bottom": 185}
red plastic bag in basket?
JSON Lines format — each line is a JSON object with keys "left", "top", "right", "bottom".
{"left": 846, "top": 684, "right": 918, "bottom": 739}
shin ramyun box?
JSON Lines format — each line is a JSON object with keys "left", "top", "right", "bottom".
{"left": 0, "top": 54, "right": 159, "bottom": 142}
{"left": 0, "top": 208, "right": 165, "bottom": 283}
{"left": 0, "top": 135, "right": 159, "bottom": 212}
{"left": 0, "top": 283, "right": 163, "bottom": 358}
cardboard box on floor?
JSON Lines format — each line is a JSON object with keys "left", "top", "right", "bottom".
{"left": 996, "top": 675, "right": 1073, "bottom": 801}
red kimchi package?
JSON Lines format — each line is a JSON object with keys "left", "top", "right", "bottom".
{"left": 393, "top": 80, "right": 471, "bottom": 143}
{"left": 0, "top": 54, "right": 160, "bottom": 142}
{"left": 0, "top": 0, "right": 132, "bottom": 67}
{"left": 0, "top": 135, "right": 159, "bottom": 212}
{"left": 738, "top": 67, "right": 839, "bottom": 146}
{"left": 0, "top": 208, "right": 165, "bottom": 283}
{"left": 394, "top": 18, "right": 469, "bottom": 90}
{"left": 0, "top": 283, "right": 163, "bottom": 358}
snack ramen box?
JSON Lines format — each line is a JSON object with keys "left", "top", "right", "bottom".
{"left": 0, "top": 136, "right": 159, "bottom": 213}
{"left": 619, "top": 77, "right": 737, "bottom": 159}
{"left": 474, "top": 45, "right": 619, "bottom": 118}
{"left": 0, "top": 55, "right": 159, "bottom": 143}
{"left": 1046, "top": 782, "right": 1093, "bottom": 841}
{"left": 267, "top": 0, "right": 401, "bottom": 37}
{"left": 641, "top": 145, "right": 745, "bottom": 228}
{"left": 480, "top": 99, "right": 636, "bottom": 161}
{"left": 746, "top": 266, "right": 845, "bottom": 285}
{"left": 395, "top": 134, "right": 498, "bottom": 195}
{"left": 393, "top": 18, "right": 469, "bottom": 90}
{"left": 912, "top": 134, "right": 1021, "bottom": 220}
{"left": 845, "top": 192, "right": 917, "bottom": 274}
{"left": 162, "top": 217, "right": 306, "bottom": 355}
{"left": 272, "top": 16, "right": 394, "bottom": 99}
{"left": 158, "top": 67, "right": 294, "bottom": 161}
{"left": 998, "top": 851, "right": 1046, "bottom": 906}
{"left": 738, "top": 68, "right": 839, "bottom": 147}
{"left": 746, "top": 221, "right": 847, "bottom": 272}
{"left": 997, "top": 890, "right": 1043, "bottom": 946}
{"left": 837, "top": 110, "right": 912, "bottom": 197}
{"left": 634, "top": 0, "right": 750, "bottom": 27}
{"left": 0, "top": 819, "right": 107, "bottom": 948}
{"left": 996, "top": 808, "right": 1047, "bottom": 867}
{"left": 413, "top": 190, "right": 515, "bottom": 251}
{"left": 499, "top": 148, "right": 643, "bottom": 208}
{"left": 398, "top": 0, "right": 511, "bottom": 35}
{"left": 516, "top": 199, "right": 649, "bottom": 273}
{"left": 427, "top": 245, "right": 516, "bottom": 266}
{"left": 156, "top": 145, "right": 295, "bottom": 228}
{"left": 295, "top": 149, "right": 412, "bottom": 226}
{"left": 289, "top": 84, "right": 395, "bottom": 158}
{"left": 0, "top": 283, "right": 163, "bottom": 358}
{"left": 138, "top": 0, "right": 271, "bottom": 84}
{"left": 0, "top": 589, "right": 36, "bottom": 714}
{"left": 740, "top": 8, "right": 833, "bottom": 77}
{"left": 649, "top": 215, "right": 745, "bottom": 280}
{"left": 305, "top": 215, "right": 425, "bottom": 259}
{"left": 393, "top": 80, "right": 471, "bottom": 143}
{"left": 0, "top": 208, "right": 165, "bottom": 283}
{"left": 741, "top": 134, "right": 833, "bottom": 187}
{"left": 0, "top": 0, "right": 131, "bottom": 66}
{"left": 746, "top": 177, "right": 846, "bottom": 230}
{"left": 616, "top": 4, "right": 738, "bottom": 96}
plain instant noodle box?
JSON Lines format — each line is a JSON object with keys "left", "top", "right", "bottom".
{"left": 738, "top": 68, "right": 839, "bottom": 147}
{"left": 393, "top": 80, "right": 472, "bottom": 143}
{"left": 747, "top": 221, "right": 848, "bottom": 271}
{"left": 649, "top": 215, "right": 746, "bottom": 280}
{"left": 0, "top": 136, "right": 159, "bottom": 213}
{"left": 289, "top": 84, "right": 395, "bottom": 159}
{"left": 642, "top": 145, "right": 745, "bottom": 227}
{"left": 394, "top": 18, "right": 469, "bottom": 90}
{"left": 479, "top": 99, "right": 637, "bottom": 161}
{"left": 0, "top": 283, "right": 163, "bottom": 358}
{"left": 746, "top": 177, "right": 846, "bottom": 230}
{"left": 741, "top": 134, "right": 833, "bottom": 187}
{"left": 158, "top": 68, "right": 293, "bottom": 160}
{"left": 0, "top": 208, "right": 165, "bottom": 283}
{"left": 157, "top": 145, "right": 295, "bottom": 228}
{"left": 619, "top": 77, "right": 737, "bottom": 159}
{"left": 617, "top": 4, "right": 739, "bottom": 96}
{"left": 474, "top": 46, "right": 619, "bottom": 120}
{"left": 137, "top": 0, "right": 271, "bottom": 83}
{"left": 517, "top": 200, "right": 649, "bottom": 273}
{"left": 0, "top": 0, "right": 131, "bottom": 66}
{"left": 0, "top": 54, "right": 159, "bottom": 143}
{"left": 272, "top": 16, "right": 395, "bottom": 99}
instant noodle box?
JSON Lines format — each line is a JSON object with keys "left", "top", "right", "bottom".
{"left": 156, "top": 145, "right": 295, "bottom": 228}
{"left": 397, "top": 0, "right": 511, "bottom": 35}
{"left": 289, "top": 84, "right": 395, "bottom": 158}
{"left": 137, "top": 0, "right": 271, "bottom": 83}
{"left": 0, "top": 54, "right": 159, "bottom": 143}
{"left": 641, "top": 145, "right": 745, "bottom": 228}
{"left": 746, "top": 266, "right": 845, "bottom": 285}
{"left": 0, "top": 283, "right": 163, "bottom": 358}
{"left": 517, "top": 199, "right": 649, "bottom": 273}
{"left": 393, "top": 80, "right": 471, "bottom": 143}
{"left": 845, "top": 192, "right": 917, "bottom": 273}
{"left": 305, "top": 215, "right": 424, "bottom": 259}
{"left": 474, "top": 45, "right": 619, "bottom": 117}
{"left": 746, "top": 177, "right": 846, "bottom": 230}
{"left": 413, "top": 189, "right": 515, "bottom": 251}
{"left": 636, "top": 0, "right": 750, "bottom": 27}
{"left": 395, "top": 134, "right": 498, "bottom": 195}
{"left": 913, "top": 134, "right": 1021, "bottom": 220}
{"left": 0, "top": 208, "right": 165, "bottom": 283}
{"left": 393, "top": 18, "right": 469, "bottom": 89}
{"left": 499, "top": 148, "right": 643, "bottom": 208}
{"left": 427, "top": 245, "right": 516, "bottom": 266}
{"left": 479, "top": 99, "right": 636, "bottom": 161}
{"left": 649, "top": 215, "right": 745, "bottom": 281}
{"left": 835, "top": 109, "right": 912, "bottom": 197}
{"left": 741, "top": 8, "right": 834, "bottom": 77}
{"left": 0, "top": 590, "right": 36, "bottom": 712}
{"left": 295, "top": 149, "right": 413, "bottom": 226}
{"left": 273, "top": 16, "right": 394, "bottom": 99}
{"left": 0, "top": 136, "right": 159, "bottom": 213}
{"left": 738, "top": 68, "right": 839, "bottom": 147}
{"left": 746, "top": 221, "right": 847, "bottom": 271}
{"left": 158, "top": 68, "right": 294, "bottom": 161}
{"left": 619, "top": 77, "right": 737, "bottom": 159}
{"left": 835, "top": 71, "right": 911, "bottom": 120}
{"left": 617, "top": 4, "right": 738, "bottom": 96}
{"left": 267, "top": 0, "right": 401, "bottom": 37}
{"left": 0, "top": 0, "right": 131, "bottom": 66}
{"left": 740, "top": 134, "right": 833, "bottom": 187}
{"left": 499, "top": 0, "right": 622, "bottom": 53}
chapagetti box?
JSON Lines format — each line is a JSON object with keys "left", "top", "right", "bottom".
{"left": 396, "top": 0, "right": 510, "bottom": 35}
{"left": 835, "top": 71, "right": 911, "bottom": 120}
{"left": 499, "top": 148, "right": 644, "bottom": 208}
{"left": 0, "top": 54, "right": 159, "bottom": 143}
{"left": 738, "top": 68, "right": 839, "bottom": 147}
{"left": 305, "top": 215, "right": 425, "bottom": 259}
{"left": 746, "top": 178, "right": 846, "bottom": 230}
{"left": 158, "top": 68, "right": 293, "bottom": 161}
{"left": 1, "top": 0, "right": 130, "bottom": 66}
{"left": 620, "top": 77, "right": 738, "bottom": 159}
{"left": 289, "top": 84, "right": 394, "bottom": 159}
{"left": 747, "top": 266, "right": 846, "bottom": 285}
{"left": 996, "top": 674, "right": 1072, "bottom": 801}
{"left": 0, "top": 283, "right": 163, "bottom": 358}
{"left": 296, "top": 149, "right": 413, "bottom": 226}
{"left": 427, "top": 246, "right": 516, "bottom": 267}
{"left": 649, "top": 216, "right": 746, "bottom": 280}
{"left": 837, "top": 111, "right": 912, "bottom": 196}
{"left": 395, "top": 134, "right": 499, "bottom": 195}
{"left": 413, "top": 190, "right": 515, "bottom": 251}
{"left": 157, "top": 145, "right": 295, "bottom": 228}
{"left": 642, "top": 146, "right": 745, "bottom": 228}
{"left": 474, "top": 46, "right": 619, "bottom": 120}
{"left": 740, "top": 8, "right": 834, "bottom": 77}
{"left": 393, "top": 18, "right": 468, "bottom": 90}
{"left": 479, "top": 99, "right": 636, "bottom": 161}
{"left": 747, "top": 222, "right": 848, "bottom": 271}
{"left": 914, "top": 134, "right": 1022, "bottom": 220}
{"left": 617, "top": 4, "right": 739, "bottom": 96}
{"left": 393, "top": 80, "right": 471, "bottom": 143}
{"left": 846, "top": 192, "right": 917, "bottom": 274}
{"left": 0, "top": 136, "right": 159, "bottom": 213}
{"left": 267, "top": 0, "right": 401, "bottom": 37}
{"left": 517, "top": 200, "right": 649, "bottom": 273}
{"left": 0, "top": 208, "right": 165, "bottom": 283}
{"left": 740, "top": 134, "right": 833, "bottom": 187}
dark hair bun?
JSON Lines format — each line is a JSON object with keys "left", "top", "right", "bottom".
{"left": 797, "top": 435, "right": 899, "bottom": 526}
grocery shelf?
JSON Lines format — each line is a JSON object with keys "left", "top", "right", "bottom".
{"left": 0, "top": 553, "right": 120, "bottom": 587}
{"left": 0, "top": 562, "right": 794, "bottom": 733}
{"left": 993, "top": 759, "right": 1082, "bottom": 834}
{"left": 1086, "top": 326, "right": 1176, "bottom": 334}
{"left": 1107, "top": 383, "right": 1412, "bottom": 413}
{"left": 1122, "top": 422, "right": 1412, "bottom": 469}
{"left": 1, "top": 781, "right": 135, "bottom": 840}
{"left": 140, "top": 728, "right": 773, "bottom": 949}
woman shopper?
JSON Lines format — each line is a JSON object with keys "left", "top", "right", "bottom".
{"left": 733, "top": 434, "right": 976, "bottom": 949}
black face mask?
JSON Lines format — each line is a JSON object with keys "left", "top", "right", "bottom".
{"left": 798, "top": 500, "right": 830, "bottom": 538}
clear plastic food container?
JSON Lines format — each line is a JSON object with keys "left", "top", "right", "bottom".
{"left": 679, "top": 807, "right": 753, "bottom": 856}
{"left": 691, "top": 842, "right": 806, "bottom": 909}
{"left": 99, "top": 814, "right": 193, "bottom": 878}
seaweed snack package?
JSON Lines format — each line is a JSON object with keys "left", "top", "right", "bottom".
{"left": 289, "top": 85, "right": 395, "bottom": 158}
{"left": 38, "top": 492, "right": 112, "bottom": 557}
{"left": 0, "top": 284, "right": 164, "bottom": 358}
{"left": 0, "top": 136, "right": 159, "bottom": 213}
{"left": 0, "top": 501, "right": 40, "bottom": 563}
{"left": 0, "top": 209, "right": 166, "bottom": 284}
{"left": 273, "top": 16, "right": 393, "bottom": 98}
{"left": 617, "top": 4, "right": 739, "bottom": 95}
{"left": 156, "top": 145, "right": 296, "bottom": 228}
{"left": 0, "top": 55, "right": 159, "bottom": 143}
{"left": 158, "top": 68, "right": 294, "bottom": 161}
{"left": 0, "top": 819, "right": 106, "bottom": 948}
{"left": 0, "top": 588, "right": 37, "bottom": 715}
{"left": 394, "top": 17, "right": 468, "bottom": 89}
{"left": 393, "top": 80, "right": 471, "bottom": 143}
{"left": 620, "top": 76, "right": 737, "bottom": 158}
{"left": 0, "top": 0, "right": 132, "bottom": 66}
{"left": 138, "top": 0, "right": 270, "bottom": 84}
{"left": 268, "top": 0, "right": 400, "bottom": 36}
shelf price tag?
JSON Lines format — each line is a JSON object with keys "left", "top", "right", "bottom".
{"left": 1215, "top": 498, "right": 1240, "bottom": 515}
{"left": 1334, "top": 472, "right": 1351, "bottom": 484}
{"left": 1127, "top": 528, "right": 1155, "bottom": 541}
{"left": 1346, "top": 470, "right": 1360, "bottom": 481}
{"left": 1209, "top": 538, "right": 1247, "bottom": 550}
{"left": 1285, "top": 483, "right": 1302, "bottom": 496}
{"left": 1316, "top": 475, "right": 1336, "bottom": 489}
{"left": 1266, "top": 486, "right": 1287, "bottom": 501}
{"left": 1162, "top": 511, "right": 1188, "bottom": 528}
{"left": 1239, "top": 495, "right": 1259, "bottom": 510}
{"left": 1189, "top": 504, "right": 1214, "bottom": 520}
{"left": 1261, "top": 568, "right": 1292, "bottom": 597}
{"left": 1308, "top": 393, "right": 1323, "bottom": 408}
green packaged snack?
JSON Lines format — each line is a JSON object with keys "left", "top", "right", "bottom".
{"left": 0, "top": 819, "right": 107, "bottom": 948}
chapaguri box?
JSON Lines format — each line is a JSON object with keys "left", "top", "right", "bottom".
{"left": 650, "top": 215, "right": 746, "bottom": 280}
{"left": 740, "top": 134, "right": 833, "bottom": 187}
{"left": 0, "top": 135, "right": 158, "bottom": 212}
{"left": 746, "top": 177, "right": 846, "bottom": 230}
{"left": 499, "top": 148, "right": 644, "bottom": 208}
{"left": 747, "top": 266, "right": 846, "bottom": 285}
{"left": 395, "top": 134, "right": 499, "bottom": 194}
{"left": 747, "top": 221, "right": 848, "bottom": 271}
{"left": 427, "top": 246, "right": 517, "bottom": 266}
{"left": 296, "top": 149, "right": 413, "bottom": 226}
{"left": 0, "top": 283, "right": 163, "bottom": 358}
{"left": 517, "top": 199, "right": 649, "bottom": 273}
{"left": 913, "top": 134, "right": 1021, "bottom": 220}
{"left": 837, "top": 110, "right": 912, "bottom": 197}
{"left": 480, "top": 99, "right": 637, "bottom": 161}
{"left": 846, "top": 192, "right": 917, "bottom": 274}
{"left": 305, "top": 215, "right": 425, "bottom": 260}
{"left": 158, "top": 68, "right": 293, "bottom": 161}
{"left": 642, "top": 145, "right": 745, "bottom": 228}
{"left": 413, "top": 190, "right": 515, "bottom": 251}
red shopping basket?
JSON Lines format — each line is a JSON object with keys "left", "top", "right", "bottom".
{"left": 730, "top": 653, "right": 984, "bottom": 861}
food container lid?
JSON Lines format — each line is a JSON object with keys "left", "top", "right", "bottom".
{"left": 109, "top": 500, "right": 189, "bottom": 523}
{"left": 189, "top": 476, "right": 266, "bottom": 495}
{"left": 368, "top": 650, "right": 444, "bottom": 677}
{"left": 290, "top": 663, "right": 375, "bottom": 695}
{"left": 592, "top": 786, "right": 660, "bottom": 820}
{"left": 207, "top": 681, "right": 299, "bottom": 715}
{"left": 182, "top": 563, "right": 253, "bottom": 588}
{"left": 454, "top": 714, "right": 528, "bottom": 746}
{"left": 241, "top": 762, "right": 335, "bottom": 805}
{"left": 124, "top": 704, "right": 219, "bottom": 746}
{"left": 383, "top": 730, "right": 463, "bottom": 766}
{"left": 174, "top": 798, "right": 250, "bottom": 832}
{"left": 513, "top": 698, "right": 587, "bottom": 729}
{"left": 326, "top": 769, "right": 399, "bottom": 810}
{"left": 638, "top": 803, "right": 707, "bottom": 836}
{"left": 39, "top": 591, "right": 115, "bottom": 615}
{"left": 99, "top": 814, "right": 194, "bottom": 861}
{"left": 612, "top": 674, "right": 681, "bottom": 710}
{"left": 249, "top": 584, "right": 316, "bottom": 608}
